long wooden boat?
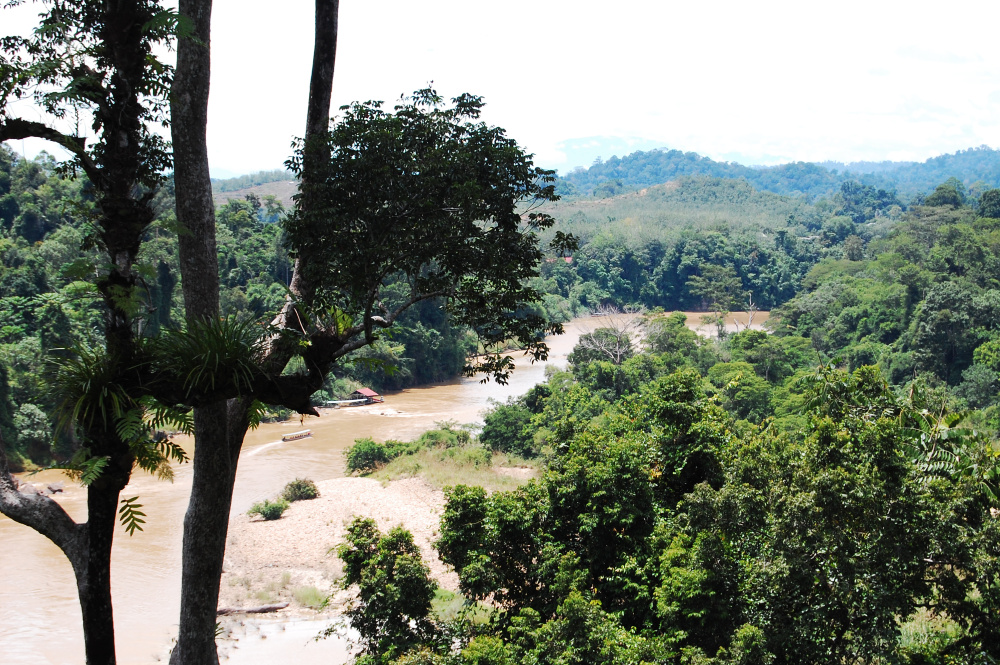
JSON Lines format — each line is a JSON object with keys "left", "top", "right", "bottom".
{"left": 281, "top": 429, "right": 312, "bottom": 442}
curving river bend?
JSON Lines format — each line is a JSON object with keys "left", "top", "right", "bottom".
{"left": 0, "top": 318, "right": 605, "bottom": 665}
{"left": 0, "top": 312, "right": 768, "bottom": 664}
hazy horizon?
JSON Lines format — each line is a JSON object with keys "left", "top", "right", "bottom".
{"left": 6, "top": 1, "right": 1000, "bottom": 177}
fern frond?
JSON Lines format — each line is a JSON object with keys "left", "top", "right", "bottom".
{"left": 50, "top": 344, "right": 132, "bottom": 434}
{"left": 156, "top": 439, "right": 189, "bottom": 464}
{"left": 45, "top": 448, "right": 111, "bottom": 485}
{"left": 118, "top": 496, "right": 146, "bottom": 536}
{"left": 80, "top": 455, "right": 110, "bottom": 485}
{"left": 247, "top": 400, "right": 267, "bottom": 431}
{"left": 141, "top": 397, "right": 194, "bottom": 436}
{"left": 116, "top": 407, "right": 147, "bottom": 444}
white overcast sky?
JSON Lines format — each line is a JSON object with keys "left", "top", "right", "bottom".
{"left": 6, "top": 0, "right": 1000, "bottom": 176}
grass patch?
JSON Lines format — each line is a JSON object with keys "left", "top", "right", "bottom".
{"left": 371, "top": 445, "right": 536, "bottom": 492}
{"left": 431, "top": 589, "right": 491, "bottom": 625}
{"left": 898, "top": 609, "right": 967, "bottom": 663}
{"left": 254, "top": 589, "right": 277, "bottom": 603}
{"left": 349, "top": 425, "right": 538, "bottom": 491}
{"left": 292, "top": 585, "right": 328, "bottom": 609}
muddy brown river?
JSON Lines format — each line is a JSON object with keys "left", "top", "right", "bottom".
{"left": 0, "top": 313, "right": 767, "bottom": 664}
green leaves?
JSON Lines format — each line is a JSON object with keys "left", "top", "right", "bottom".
{"left": 47, "top": 447, "right": 109, "bottom": 485}
{"left": 50, "top": 343, "right": 192, "bottom": 483}
{"left": 337, "top": 517, "right": 439, "bottom": 660}
{"left": 148, "top": 316, "right": 268, "bottom": 401}
{"left": 118, "top": 496, "right": 146, "bottom": 536}
{"left": 285, "top": 88, "right": 559, "bottom": 383}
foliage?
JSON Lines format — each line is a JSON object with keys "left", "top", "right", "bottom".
{"left": 356, "top": 362, "right": 1000, "bottom": 663}
{"left": 479, "top": 399, "right": 536, "bottom": 457}
{"left": 247, "top": 498, "right": 290, "bottom": 521}
{"left": 337, "top": 518, "right": 439, "bottom": 662}
{"left": 568, "top": 327, "right": 635, "bottom": 366}
{"left": 12, "top": 402, "right": 50, "bottom": 460}
{"left": 212, "top": 170, "right": 294, "bottom": 193}
{"left": 282, "top": 477, "right": 319, "bottom": 502}
{"left": 285, "top": 89, "right": 561, "bottom": 382}
{"left": 346, "top": 437, "right": 423, "bottom": 475}
{"left": 557, "top": 145, "right": 1000, "bottom": 201}
{"left": 117, "top": 496, "right": 146, "bottom": 536}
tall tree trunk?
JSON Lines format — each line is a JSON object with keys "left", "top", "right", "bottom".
{"left": 169, "top": 1, "right": 228, "bottom": 663}
{"left": 79, "top": 468, "right": 130, "bottom": 665}
{"left": 172, "top": 0, "right": 219, "bottom": 322}
{"left": 169, "top": 3, "right": 338, "bottom": 663}
{"left": 289, "top": 0, "right": 339, "bottom": 305}
{"left": 169, "top": 402, "right": 243, "bottom": 665}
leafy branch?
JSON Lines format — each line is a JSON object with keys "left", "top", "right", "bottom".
{"left": 118, "top": 496, "right": 146, "bottom": 536}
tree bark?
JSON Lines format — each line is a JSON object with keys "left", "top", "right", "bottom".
{"left": 171, "top": 0, "right": 219, "bottom": 322}
{"left": 169, "top": 3, "right": 338, "bottom": 662}
{"left": 289, "top": 0, "right": 340, "bottom": 305}
{"left": 1, "top": 1, "right": 166, "bottom": 660}
{"left": 169, "top": 1, "right": 229, "bottom": 663}
{"left": 78, "top": 467, "right": 131, "bottom": 665}
{"left": 169, "top": 401, "right": 245, "bottom": 665}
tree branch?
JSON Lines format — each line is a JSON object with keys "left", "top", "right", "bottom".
{"left": 0, "top": 118, "right": 100, "bottom": 184}
{"left": 0, "top": 434, "right": 87, "bottom": 565}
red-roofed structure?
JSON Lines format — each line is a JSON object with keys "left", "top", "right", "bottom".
{"left": 350, "top": 388, "right": 384, "bottom": 403}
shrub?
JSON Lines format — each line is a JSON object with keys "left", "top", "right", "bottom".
{"left": 337, "top": 517, "right": 438, "bottom": 659}
{"left": 282, "top": 478, "right": 319, "bottom": 501}
{"left": 346, "top": 437, "right": 420, "bottom": 474}
{"left": 480, "top": 399, "right": 535, "bottom": 457}
{"left": 415, "top": 428, "right": 460, "bottom": 448}
{"left": 247, "top": 498, "right": 290, "bottom": 521}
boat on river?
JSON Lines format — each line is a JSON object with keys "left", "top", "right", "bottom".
{"left": 281, "top": 429, "right": 312, "bottom": 442}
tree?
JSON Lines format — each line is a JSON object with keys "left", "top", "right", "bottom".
{"left": 923, "top": 182, "right": 965, "bottom": 208}
{"left": 0, "top": 3, "right": 184, "bottom": 663}
{"left": 567, "top": 306, "right": 642, "bottom": 366}
{"left": 979, "top": 188, "right": 1000, "bottom": 218}
{"left": 166, "top": 2, "right": 565, "bottom": 661}
{"left": 337, "top": 518, "right": 439, "bottom": 662}
{"left": 686, "top": 263, "right": 745, "bottom": 339}
{"left": 480, "top": 398, "right": 536, "bottom": 457}
{"left": 843, "top": 234, "right": 864, "bottom": 261}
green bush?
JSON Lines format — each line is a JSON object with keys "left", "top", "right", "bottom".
{"left": 415, "top": 428, "right": 460, "bottom": 448}
{"left": 337, "top": 517, "right": 438, "bottom": 659}
{"left": 247, "top": 498, "right": 290, "bottom": 521}
{"left": 480, "top": 399, "right": 536, "bottom": 457}
{"left": 346, "top": 437, "right": 421, "bottom": 474}
{"left": 282, "top": 478, "right": 319, "bottom": 501}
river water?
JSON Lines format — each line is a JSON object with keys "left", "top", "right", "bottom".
{"left": 0, "top": 312, "right": 768, "bottom": 664}
{"left": 1, "top": 317, "right": 601, "bottom": 665}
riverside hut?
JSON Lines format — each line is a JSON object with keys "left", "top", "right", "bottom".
{"left": 350, "top": 388, "right": 384, "bottom": 404}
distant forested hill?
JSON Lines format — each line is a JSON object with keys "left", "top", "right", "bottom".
{"left": 210, "top": 170, "right": 298, "bottom": 208}
{"left": 211, "top": 169, "right": 294, "bottom": 192}
{"left": 559, "top": 145, "right": 1000, "bottom": 201}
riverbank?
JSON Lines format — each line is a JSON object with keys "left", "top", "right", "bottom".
{"left": 0, "top": 312, "right": 771, "bottom": 665}
{"left": 1, "top": 317, "right": 588, "bottom": 665}
{"left": 219, "top": 477, "right": 458, "bottom": 621}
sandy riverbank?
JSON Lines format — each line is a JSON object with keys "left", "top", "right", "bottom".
{"left": 218, "top": 477, "right": 459, "bottom": 624}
